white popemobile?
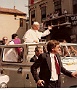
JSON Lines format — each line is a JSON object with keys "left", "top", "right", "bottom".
{"left": 0, "top": 42, "right": 77, "bottom": 87}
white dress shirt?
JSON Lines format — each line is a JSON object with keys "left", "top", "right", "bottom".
{"left": 23, "top": 29, "right": 50, "bottom": 43}
{"left": 50, "top": 53, "right": 58, "bottom": 81}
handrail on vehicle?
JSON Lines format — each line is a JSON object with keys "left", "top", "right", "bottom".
{"left": 0, "top": 42, "right": 46, "bottom": 64}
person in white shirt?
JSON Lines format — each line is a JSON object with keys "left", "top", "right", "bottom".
{"left": 23, "top": 21, "right": 52, "bottom": 43}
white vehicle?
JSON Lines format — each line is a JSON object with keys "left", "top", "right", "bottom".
{"left": 0, "top": 42, "right": 77, "bottom": 88}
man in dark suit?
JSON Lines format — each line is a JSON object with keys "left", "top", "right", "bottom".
{"left": 31, "top": 40, "right": 77, "bottom": 88}
{"left": 30, "top": 46, "right": 43, "bottom": 62}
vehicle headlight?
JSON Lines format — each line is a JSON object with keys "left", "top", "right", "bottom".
{"left": 0, "top": 82, "right": 7, "bottom": 88}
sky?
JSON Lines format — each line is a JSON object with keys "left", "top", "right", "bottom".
{"left": 0, "top": 0, "right": 29, "bottom": 17}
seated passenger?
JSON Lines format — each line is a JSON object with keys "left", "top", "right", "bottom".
{"left": 2, "top": 36, "right": 8, "bottom": 45}
{"left": 30, "top": 46, "right": 43, "bottom": 62}
{"left": 0, "top": 36, "right": 9, "bottom": 58}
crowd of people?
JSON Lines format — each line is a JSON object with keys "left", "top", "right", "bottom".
{"left": 47, "top": 9, "right": 68, "bottom": 20}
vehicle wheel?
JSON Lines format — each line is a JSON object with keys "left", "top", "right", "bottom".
{"left": 70, "top": 85, "right": 77, "bottom": 88}
{"left": 0, "top": 82, "right": 7, "bottom": 88}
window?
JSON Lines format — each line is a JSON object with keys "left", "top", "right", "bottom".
{"left": 73, "top": 0, "right": 77, "bottom": 14}
{"left": 31, "top": 10, "right": 35, "bottom": 24}
{"left": 53, "top": 0, "right": 62, "bottom": 15}
{"left": 41, "top": 6, "right": 46, "bottom": 21}
{"left": 20, "top": 18, "right": 23, "bottom": 27}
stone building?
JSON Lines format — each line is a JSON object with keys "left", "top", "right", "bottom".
{"left": 0, "top": 7, "right": 27, "bottom": 42}
{"left": 28, "top": 0, "right": 77, "bottom": 42}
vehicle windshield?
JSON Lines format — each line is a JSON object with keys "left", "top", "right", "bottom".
{"left": 0, "top": 43, "right": 45, "bottom": 63}
{"left": 1, "top": 46, "right": 24, "bottom": 63}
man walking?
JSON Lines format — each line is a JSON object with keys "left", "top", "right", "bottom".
{"left": 31, "top": 40, "right": 77, "bottom": 88}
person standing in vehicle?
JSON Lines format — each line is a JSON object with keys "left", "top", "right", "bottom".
{"left": 31, "top": 40, "right": 77, "bottom": 88}
{"left": 30, "top": 46, "right": 43, "bottom": 62}
{"left": 23, "top": 21, "right": 52, "bottom": 43}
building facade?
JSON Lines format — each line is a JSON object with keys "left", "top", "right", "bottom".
{"left": 29, "top": 0, "right": 75, "bottom": 25}
{"left": 0, "top": 7, "right": 27, "bottom": 42}
{"left": 29, "top": 0, "right": 77, "bottom": 42}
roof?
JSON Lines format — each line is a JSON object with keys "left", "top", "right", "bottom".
{"left": 0, "top": 7, "right": 26, "bottom": 16}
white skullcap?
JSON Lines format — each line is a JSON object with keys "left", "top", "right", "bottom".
{"left": 33, "top": 22, "right": 39, "bottom": 25}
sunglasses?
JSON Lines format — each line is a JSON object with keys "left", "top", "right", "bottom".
{"left": 3, "top": 38, "right": 8, "bottom": 40}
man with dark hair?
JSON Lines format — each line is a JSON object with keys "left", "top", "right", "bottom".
{"left": 12, "top": 33, "right": 18, "bottom": 39}
{"left": 30, "top": 46, "right": 43, "bottom": 62}
{"left": 31, "top": 40, "right": 77, "bottom": 88}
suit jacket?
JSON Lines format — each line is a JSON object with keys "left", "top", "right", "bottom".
{"left": 31, "top": 52, "right": 72, "bottom": 87}
{"left": 30, "top": 55, "right": 37, "bottom": 62}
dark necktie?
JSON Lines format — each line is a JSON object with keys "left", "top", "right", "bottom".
{"left": 54, "top": 55, "right": 60, "bottom": 74}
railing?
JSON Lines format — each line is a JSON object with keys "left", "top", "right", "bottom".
{"left": 0, "top": 42, "right": 46, "bottom": 64}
